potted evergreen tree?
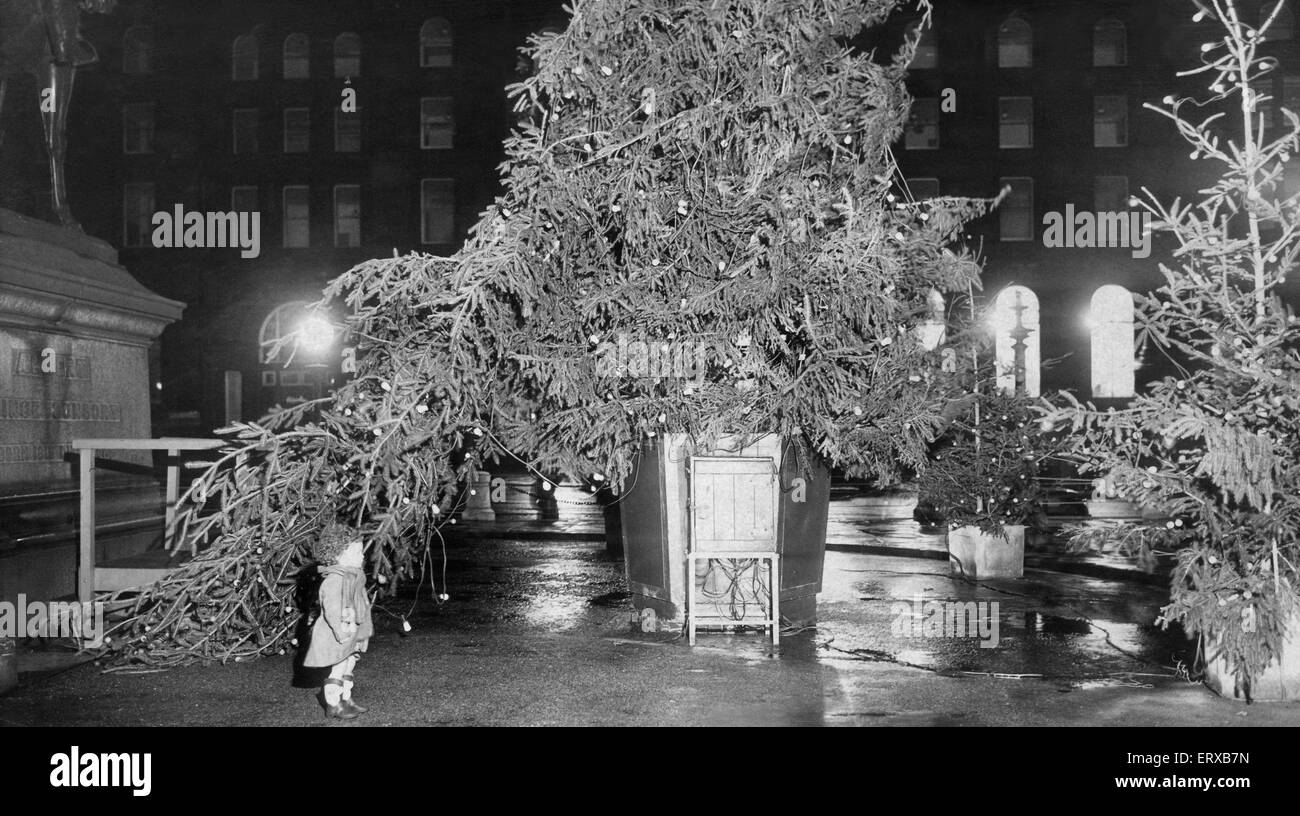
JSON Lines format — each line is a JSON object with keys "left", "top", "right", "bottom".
{"left": 1045, "top": 0, "right": 1300, "bottom": 701}
{"left": 916, "top": 340, "right": 1062, "bottom": 580}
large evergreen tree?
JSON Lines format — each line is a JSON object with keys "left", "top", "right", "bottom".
{"left": 100, "top": 0, "right": 995, "bottom": 666}
{"left": 1050, "top": 0, "right": 1300, "bottom": 694}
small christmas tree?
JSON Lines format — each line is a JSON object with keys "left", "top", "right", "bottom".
{"left": 1045, "top": 0, "right": 1300, "bottom": 696}
{"left": 916, "top": 301, "right": 1066, "bottom": 536}
{"left": 96, "top": 0, "right": 996, "bottom": 665}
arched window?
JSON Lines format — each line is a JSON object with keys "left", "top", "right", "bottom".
{"left": 1090, "top": 285, "right": 1135, "bottom": 398}
{"left": 1093, "top": 19, "right": 1126, "bottom": 66}
{"left": 232, "top": 34, "right": 258, "bottom": 81}
{"left": 123, "top": 26, "right": 153, "bottom": 74}
{"left": 334, "top": 32, "right": 361, "bottom": 77}
{"left": 997, "top": 17, "right": 1032, "bottom": 68}
{"left": 259, "top": 301, "right": 335, "bottom": 365}
{"left": 916, "top": 288, "right": 946, "bottom": 351}
{"left": 906, "top": 20, "right": 938, "bottom": 70}
{"left": 283, "top": 33, "right": 310, "bottom": 79}
{"left": 420, "top": 17, "right": 453, "bottom": 67}
{"left": 992, "top": 285, "right": 1040, "bottom": 396}
{"left": 1262, "top": 1, "right": 1294, "bottom": 41}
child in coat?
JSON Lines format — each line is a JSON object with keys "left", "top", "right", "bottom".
{"left": 303, "top": 522, "right": 374, "bottom": 719}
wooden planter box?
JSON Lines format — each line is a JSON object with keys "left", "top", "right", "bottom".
{"left": 946, "top": 524, "right": 1025, "bottom": 580}
{"left": 1203, "top": 610, "right": 1300, "bottom": 702}
{"left": 617, "top": 433, "right": 830, "bottom": 628}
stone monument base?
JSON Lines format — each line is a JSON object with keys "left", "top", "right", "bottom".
{"left": 0, "top": 208, "right": 183, "bottom": 608}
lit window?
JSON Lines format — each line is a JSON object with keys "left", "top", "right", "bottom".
{"left": 1254, "top": 79, "right": 1277, "bottom": 132}
{"left": 334, "top": 185, "right": 361, "bottom": 248}
{"left": 233, "top": 109, "right": 258, "bottom": 154}
{"left": 1263, "top": 1, "right": 1294, "bottom": 40}
{"left": 999, "top": 177, "right": 1033, "bottom": 241}
{"left": 335, "top": 108, "right": 361, "bottom": 152}
{"left": 998, "top": 17, "right": 1032, "bottom": 68}
{"left": 334, "top": 33, "right": 361, "bottom": 78}
{"left": 905, "top": 98, "right": 940, "bottom": 150}
{"left": 284, "top": 108, "right": 310, "bottom": 153}
{"left": 1094, "top": 176, "right": 1129, "bottom": 212}
{"left": 231, "top": 186, "right": 258, "bottom": 214}
{"left": 909, "top": 177, "right": 939, "bottom": 200}
{"left": 122, "top": 103, "right": 154, "bottom": 154}
{"left": 1283, "top": 75, "right": 1300, "bottom": 120}
{"left": 999, "top": 97, "right": 1033, "bottom": 148}
{"left": 421, "top": 178, "right": 455, "bottom": 244}
{"left": 283, "top": 186, "right": 310, "bottom": 247}
{"left": 232, "top": 34, "right": 258, "bottom": 81}
{"left": 1093, "top": 19, "right": 1126, "bottom": 66}
{"left": 1090, "top": 285, "right": 1135, "bottom": 398}
{"left": 916, "top": 288, "right": 946, "bottom": 351}
{"left": 420, "top": 97, "right": 454, "bottom": 149}
{"left": 283, "top": 33, "right": 310, "bottom": 79}
{"left": 123, "top": 183, "right": 155, "bottom": 247}
{"left": 906, "top": 20, "right": 937, "bottom": 70}
{"left": 123, "top": 26, "right": 153, "bottom": 74}
{"left": 992, "top": 285, "right": 1041, "bottom": 397}
{"left": 1094, "top": 95, "right": 1128, "bottom": 147}
{"left": 420, "top": 17, "right": 453, "bottom": 67}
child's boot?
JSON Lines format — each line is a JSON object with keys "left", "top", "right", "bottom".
{"left": 340, "top": 673, "right": 368, "bottom": 715}
{"left": 320, "top": 678, "right": 358, "bottom": 720}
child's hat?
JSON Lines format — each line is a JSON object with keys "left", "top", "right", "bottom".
{"left": 312, "top": 521, "right": 361, "bottom": 563}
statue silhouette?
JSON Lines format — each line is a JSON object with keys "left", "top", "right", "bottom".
{"left": 0, "top": 0, "right": 117, "bottom": 229}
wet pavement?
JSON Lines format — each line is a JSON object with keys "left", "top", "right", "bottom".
{"left": 3, "top": 498, "right": 1299, "bottom": 726}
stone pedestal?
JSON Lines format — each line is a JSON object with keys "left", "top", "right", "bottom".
{"left": 0, "top": 208, "right": 183, "bottom": 604}
{"left": 462, "top": 472, "right": 496, "bottom": 522}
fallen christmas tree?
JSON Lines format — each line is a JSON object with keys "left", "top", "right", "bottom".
{"left": 95, "top": 0, "right": 998, "bottom": 667}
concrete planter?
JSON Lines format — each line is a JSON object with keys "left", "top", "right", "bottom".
{"left": 946, "top": 524, "right": 1025, "bottom": 580}
{"left": 1084, "top": 498, "right": 1143, "bottom": 520}
{"left": 1203, "top": 610, "right": 1300, "bottom": 702}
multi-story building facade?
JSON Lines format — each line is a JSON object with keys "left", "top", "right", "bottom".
{"left": 892, "top": 0, "right": 1300, "bottom": 402}
{"left": 6, "top": 0, "right": 1298, "bottom": 429}
{"left": 32, "top": 0, "right": 566, "bottom": 430}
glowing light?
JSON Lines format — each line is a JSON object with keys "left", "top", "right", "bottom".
{"left": 297, "top": 314, "right": 335, "bottom": 356}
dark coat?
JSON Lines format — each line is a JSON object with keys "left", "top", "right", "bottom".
{"left": 303, "top": 565, "right": 373, "bottom": 667}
